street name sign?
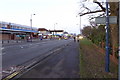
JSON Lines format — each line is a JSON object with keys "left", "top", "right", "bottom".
{"left": 95, "top": 16, "right": 117, "bottom": 24}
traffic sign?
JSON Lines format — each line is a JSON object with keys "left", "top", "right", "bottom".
{"left": 95, "top": 16, "right": 117, "bottom": 24}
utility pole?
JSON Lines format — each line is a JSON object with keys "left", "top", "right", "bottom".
{"left": 105, "top": 0, "right": 110, "bottom": 72}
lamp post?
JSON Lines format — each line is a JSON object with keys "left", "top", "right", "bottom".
{"left": 54, "top": 23, "right": 57, "bottom": 35}
{"left": 30, "top": 14, "right": 35, "bottom": 42}
{"left": 79, "top": 15, "right": 81, "bottom": 34}
{"left": 76, "top": 15, "right": 81, "bottom": 34}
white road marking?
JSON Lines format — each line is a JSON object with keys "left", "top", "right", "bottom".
{"left": 36, "top": 43, "right": 41, "bottom": 45}
{"left": 29, "top": 44, "right": 33, "bottom": 45}
{"left": 2, "top": 53, "right": 6, "bottom": 55}
{"left": 19, "top": 45, "right": 24, "bottom": 49}
{"left": 1, "top": 47, "right": 4, "bottom": 50}
{"left": 20, "top": 47, "right": 23, "bottom": 48}
{"left": 0, "top": 52, "right": 6, "bottom": 55}
{"left": 41, "top": 42, "right": 46, "bottom": 44}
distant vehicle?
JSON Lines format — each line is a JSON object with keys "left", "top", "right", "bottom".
{"left": 64, "top": 37, "right": 68, "bottom": 40}
{"left": 79, "top": 36, "right": 84, "bottom": 39}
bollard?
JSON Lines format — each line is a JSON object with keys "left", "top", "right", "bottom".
{"left": 16, "top": 40, "right": 18, "bottom": 43}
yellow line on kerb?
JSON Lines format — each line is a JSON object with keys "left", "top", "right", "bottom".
{"left": 2, "top": 72, "right": 19, "bottom": 80}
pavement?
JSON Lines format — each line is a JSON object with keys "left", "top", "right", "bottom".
{"left": 14, "top": 41, "right": 80, "bottom": 78}
{"left": 1, "top": 39, "right": 50, "bottom": 45}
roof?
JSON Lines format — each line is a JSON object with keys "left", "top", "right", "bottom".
{"left": 0, "top": 28, "right": 38, "bottom": 33}
{"left": 0, "top": 21, "right": 38, "bottom": 29}
{"left": 49, "top": 30, "right": 64, "bottom": 32}
{"left": 38, "top": 28, "right": 48, "bottom": 31}
{"left": 63, "top": 32, "right": 68, "bottom": 34}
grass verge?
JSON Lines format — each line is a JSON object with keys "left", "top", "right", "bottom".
{"left": 79, "top": 38, "right": 118, "bottom": 78}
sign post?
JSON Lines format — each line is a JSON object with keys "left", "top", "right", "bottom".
{"left": 95, "top": 16, "right": 117, "bottom": 24}
{"left": 95, "top": 0, "right": 119, "bottom": 75}
{"left": 105, "top": 1, "right": 110, "bottom": 72}
{"left": 95, "top": 1, "right": 118, "bottom": 73}
{"left": 118, "top": 1, "right": 120, "bottom": 80}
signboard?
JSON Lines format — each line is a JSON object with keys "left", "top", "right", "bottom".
{"left": 95, "top": 16, "right": 117, "bottom": 24}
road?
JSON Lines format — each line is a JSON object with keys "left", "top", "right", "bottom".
{"left": 17, "top": 40, "right": 80, "bottom": 78}
{"left": 2, "top": 39, "right": 80, "bottom": 78}
{"left": 2, "top": 40, "right": 72, "bottom": 69}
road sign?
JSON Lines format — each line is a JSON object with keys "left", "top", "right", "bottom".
{"left": 95, "top": 16, "right": 117, "bottom": 24}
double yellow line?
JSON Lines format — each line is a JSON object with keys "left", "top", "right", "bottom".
{"left": 2, "top": 72, "right": 19, "bottom": 80}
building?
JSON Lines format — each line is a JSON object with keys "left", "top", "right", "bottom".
{"left": 49, "top": 30, "right": 64, "bottom": 36}
{"left": 38, "top": 28, "right": 51, "bottom": 39}
{"left": 0, "top": 21, "right": 38, "bottom": 40}
{"left": 48, "top": 30, "right": 64, "bottom": 39}
{"left": 38, "top": 28, "right": 50, "bottom": 35}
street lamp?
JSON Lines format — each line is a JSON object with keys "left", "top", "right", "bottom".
{"left": 79, "top": 15, "right": 81, "bottom": 34}
{"left": 30, "top": 14, "right": 36, "bottom": 42}
{"left": 30, "top": 14, "right": 36, "bottom": 30}
{"left": 54, "top": 23, "right": 57, "bottom": 35}
{"left": 76, "top": 15, "right": 81, "bottom": 34}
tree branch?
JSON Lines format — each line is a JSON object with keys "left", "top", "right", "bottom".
{"left": 82, "top": 4, "right": 91, "bottom": 12}
{"left": 79, "top": 10, "right": 104, "bottom": 16}
{"left": 88, "top": 13, "right": 105, "bottom": 20}
{"left": 94, "top": 1, "right": 106, "bottom": 11}
{"left": 79, "top": 1, "right": 106, "bottom": 16}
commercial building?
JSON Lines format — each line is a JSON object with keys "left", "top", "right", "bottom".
{"left": 0, "top": 21, "right": 38, "bottom": 40}
{"left": 38, "top": 28, "right": 51, "bottom": 39}
{"left": 38, "top": 29, "right": 65, "bottom": 39}
{"left": 0, "top": 21, "right": 68, "bottom": 41}
{"left": 49, "top": 30, "right": 64, "bottom": 36}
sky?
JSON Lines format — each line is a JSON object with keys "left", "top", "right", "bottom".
{"left": 0, "top": 0, "right": 92, "bottom": 34}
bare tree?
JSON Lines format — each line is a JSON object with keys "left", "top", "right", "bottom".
{"left": 79, "top": 0, "right": 106, "bottom": 16}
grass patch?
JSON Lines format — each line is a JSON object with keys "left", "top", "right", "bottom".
{"left": 79, "top": 39, "right": 94, "bottom": 78}
{"left": 79, "top": 48, "right": 92, "bottom": 78}
{"left": 79, "top": 38, "right": 118, "bottom": 78}
{"left": 80, "top": 38, "right": 93, "bottom": 46}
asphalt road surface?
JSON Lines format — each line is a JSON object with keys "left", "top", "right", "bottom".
{"left": 18, "top": 40, "right": 80, "bottom": 78}
{"left": 2, "top": 40, "right": 72, "bottom": 69}
{"left": 2, "top": 39, "right": 80, "bottom": 78}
